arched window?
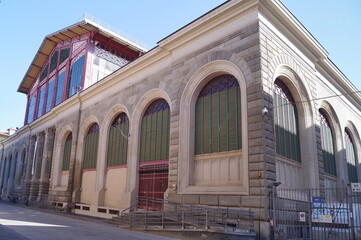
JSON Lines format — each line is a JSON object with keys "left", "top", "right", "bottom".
{"left": 273, "top": 79, "right": 301, "bottom": 162}
{"left": 82, "top": 123, "right": 99, "bottom": 169}
{"left": 139, "top": 99, "right": 170, "bottom": 162}
{"left": 345, "top": 129, "right": 358, "bottom": 183}
{"left": 319, "top": 110, "right": 336, "bottom": 176}
{"left": 107, "top": 113, "right": 129, "bottom": 166}
{"left": 195, "top": 74, "right": 241, "bottom": 155}
{"left": 62, "top": 133, "right": 72, "bottom": 171}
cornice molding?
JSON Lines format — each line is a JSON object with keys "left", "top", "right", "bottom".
{"left": 260, "top": 0, "right": 361, "bottom": 109}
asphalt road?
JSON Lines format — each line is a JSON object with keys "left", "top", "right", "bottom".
{"left": 0, "top": 202, "right": 178, "bottom": 240}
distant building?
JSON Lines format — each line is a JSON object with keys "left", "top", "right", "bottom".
{"left": 0, "top": 132, "right": 9, "bottom": 141}
{"left": 0, "top": 1, "right": 360, "bottom": 239}
{"left": 0, "top": 128, "right": 16, "bottom": 140}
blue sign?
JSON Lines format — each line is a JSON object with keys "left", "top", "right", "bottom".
{"left": 312, "top": 196, "right": 322, "bottom": 208}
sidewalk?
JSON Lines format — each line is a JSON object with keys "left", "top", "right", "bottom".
{"left": 0, "top": 202, "right": 178, "bottom": 240}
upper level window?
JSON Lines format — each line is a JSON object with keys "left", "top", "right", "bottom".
{"left": 40, "top": 64, "right": 48, "bottom": 82}
{"left": 27, "top": 95, "right": 36, "bottom": 124}
{"left": 319, "top": 110, "right": 336, "bottom": 176}
{"left": 107, "top": 113, "right": 129, "bottom": 166}
{"left": 50, "top": 51, "right": 59, "bottom": 73}
{"left": 68, "top": 55, "right": 85, "bottom": 98}
{"left": 139, "top": 99, "right": 170, "bottom": 162}
{"left": 60, "top": 48, "right": 70, "bottom": 64}
{"left": 55, "top": 70, "right": 66, "bottom": 106}
{"left": 45, "top": 79, "right": 55, "bottom": 113}
{"left": 345, "top": 129, "right": 358, "bottom": 183}
{"left": 195, "top": 74, "right": 241, "bottom": 155}
{"left": 37, "top": 87, "right": 46, "bottom": 118}
{"left": 273, "top": 79, "right": 301, "bottom": 162}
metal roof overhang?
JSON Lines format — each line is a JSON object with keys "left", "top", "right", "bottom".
{"left": 18, "top": 20, "right": 145, "bottom": 94}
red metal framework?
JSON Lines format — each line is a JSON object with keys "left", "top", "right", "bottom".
{"left": 138, "top": 161, "right": 169, "bottom": 210}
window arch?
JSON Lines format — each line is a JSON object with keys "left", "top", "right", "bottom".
{"left": 107, "top": 113, "right": 129, "bottom": 166}
{"left": 82, "top": 123, "right": 99, "bottom": 169}
{"left": 62, "top": 133, "right": 72, "bottom": 171}
{"left": 345, "top": 129, "right": 358, "bottom": 182}
{"left": 273, "top": 79, "right": 301, "bottom": 162}
{"left": 139, "top": 99, "right": 170, "bottom": 162}
{"left": 319, "top": 110, "right": 336, "bottom": 176}
{"left": 195, "top": 74, "right": 241, "bottom": 155}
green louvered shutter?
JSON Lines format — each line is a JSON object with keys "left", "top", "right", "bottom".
{"left": 273, "top": 79, "right": 301, "bottom": 162}
{"left": 139, "top": 99, "right": 170, "bottom": 162}
{"left": 83, "top": 123, "right": 99, "bottom": 169}
{"left": 107, "top": 113, "right": 129, "bottom": 166}
{"left": 62, "top": 133, "right": 72, "bottom": 171}
{"left": 319, "top": 111, "right": 336, "bottom": 176}
{"left": 195, "top": 75, "right": 241, "bottom": 155}
{"left": 345, "top": 130, "right": 358, "bottom": 183}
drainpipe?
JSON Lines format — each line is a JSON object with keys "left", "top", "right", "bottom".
{"left": 67, "top": 90, "right": 82, "bottom": 212}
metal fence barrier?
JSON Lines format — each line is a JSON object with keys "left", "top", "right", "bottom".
{"left": 118, "top": 197, "right": 255, "bottom": 236}
{"left": 270, "top": 186, "right": 361, "bottom": 240}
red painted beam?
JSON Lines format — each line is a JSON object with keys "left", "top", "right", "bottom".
{"left": 92, "top": 33, "right": 139, "bottom": 59}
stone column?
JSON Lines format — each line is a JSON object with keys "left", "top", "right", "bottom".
{"left": 22, "top": 136, "right": 37, "bottom": 200}
{"left": 66, "top": 131, "right": 78, "bottom": 208}
{"left": 29, "top": 132, "right": 45, "bottom": 202}
{"left": 37, "top": 128, "right": 55, "bottom": 202}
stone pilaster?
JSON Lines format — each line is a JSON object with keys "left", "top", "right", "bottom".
{"left": 29, "top": 132, "right": 45, "bottom": 202}
{"left": 22, "top": 136, "right": 37, "bottom": 200}
{"left": 37, "top": 128, "right": 55, "bottom": 202}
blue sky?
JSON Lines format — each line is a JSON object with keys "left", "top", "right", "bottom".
{"left": 0, "top": 0, "right": 360, "bottom": 132}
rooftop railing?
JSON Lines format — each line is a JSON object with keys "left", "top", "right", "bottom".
{"left": 81, "top": 13, "right": 150, "bottom": 51}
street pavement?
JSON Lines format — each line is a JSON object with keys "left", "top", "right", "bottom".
{"left": 0, "top": 202, "right": 179, "bottom": 240}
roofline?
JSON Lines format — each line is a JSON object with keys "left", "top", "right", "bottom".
{"left": 157, "top": 1, "right": 230, "bottom": 44}
{"left": 81, "top": 13, "right": 149, "bottom": 52}
{"left": 18, "top": 16, "right": 149, "bottom": 94}
{"left": 260, "top": 0, "right": 361, "bottom": 104}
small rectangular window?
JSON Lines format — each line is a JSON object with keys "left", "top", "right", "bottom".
{"left": 68, "top": 55, "right": 85, "bottom": 98}
{"left": 45, "top": 79, "right": 55, "bottom": 113}
{"left": 37, "top": 87, "right": 46, "bottom": 118}
{"left": 50, "top": 51, "right": 59, "bottom": 72}
{"left": 27, "top": 95, "right": 36, "bottom": 124}
{"left": 40, "top": 64, "right": 49, "bottom": 82}
{"left": 60, "top": 48, "right": 70, "bottom": 64}
{"left": 55, "top": 71, "right": 66, "bottom": 105}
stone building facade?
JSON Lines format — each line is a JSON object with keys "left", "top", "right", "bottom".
{"left": 0, "top": 0, "right": 360, "bottom": 239}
